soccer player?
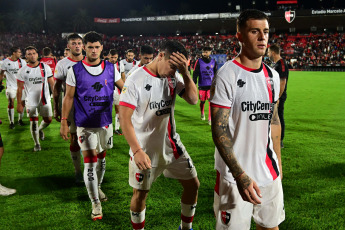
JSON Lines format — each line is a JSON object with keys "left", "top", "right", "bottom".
{"left": 53, "top": 33, "right": 84, "bottom": 183}
{"left": 40, "top": 47, "right": 57, "bottom": 76}
{"left": 193, "top": 46, "right": 217, "bottom": 125}
{"left": 120, "top": 49, "right": 138, "bottom": 78}
{"left": 64, "top": 48, "right": 71, "bottom": 57}
{"left": 0, "top": 47, "right": 26, "bottom": 128}
{"left": 17, "top": 46, "right": 54, "bottom": 152}
{"left": 120, "top": 40, "right": 200, "bottom": 230}
{"left": 108, "top": 49, "right": 125, "bottom": 135}
{"left": 60, "top": 31, "right": 124, "bottom": 221}
{"left": 267, "top": 44, "right": 289, "bottom": 148}
{"left": 126, "top": 45, "right": 154, "bottom": 78}
{"left": 210, "top": 10, "right": 285, "bottom": 229}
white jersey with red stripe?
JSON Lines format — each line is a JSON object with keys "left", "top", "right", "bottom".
{"left": 120, "top": 59, "right": 139, "bottom": 76}
{"left": 210, "top": 59, "right": 280, "bottom": 187}
{"left": 17, "top": 63, "right": 53, "bottom": 107}
{"left": 126, "top": 63, "right": 142, "bottom": 79}
{"left": 1, "top": 58, "right": 26, "bottom": 90}
{"left": 54, "top": 57, "right": 80, "bottom": 83}
{"left": 119, "top": 66, "right": 187, "bottom": 167}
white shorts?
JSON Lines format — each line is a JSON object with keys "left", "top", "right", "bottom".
{"left": 6, "top": 88, "right": 26, "bottom": 101}
{"left": 214, "top": 171, "right": 285, "bottom": 229}
{"left": 129, "top": 152, "right": 197, "bottom": 190}
{"left": 113, "top": 88, "right": 120, "bottom": 106}
{"left": 26, "top": 103, "right": 53, "bottom": 118}
{"left": 76, "top": 125, "right": 113, "bottom": 153}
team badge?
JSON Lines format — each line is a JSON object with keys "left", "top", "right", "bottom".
{"left": 237, "top": 79, "right": 246, "bottom": 88}
{"left": 221, "top": 211, "right": 231, "bottom": 225}
{"left": 145, "top": 84, "right": 152, "bottom": 91}
{"left": 105, "top": 79, "right": 107, "bottom": 86}
{"left": 285, "top": 10, "right": 295, "bottom": 23}
{"left": 79, "top": 136, "right": 85, "bottom": 143}
{"left": 135, "top": 173, "right": 144, "bottom": 182}
{"left": 122, "top": 86, "right": 127, "bottom": 94}
{"left": 92, "top": 82, "right": 103, "bottom": 92}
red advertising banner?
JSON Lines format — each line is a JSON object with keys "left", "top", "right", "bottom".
{"left": 94, "top": 18, "right": 120, "bottom": 24}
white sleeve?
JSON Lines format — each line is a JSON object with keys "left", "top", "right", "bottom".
{"left": 114, "top": 67, "right": 121, "bottom": 82}
{"left": 1, "top": 60, "right": 7, "bottom": 71}
{"left": 174, "top": 72, "right": 185, "bottom": 96}
{"left": 17, "top": 67, "right": 25, "bottom": 82}
{"left": 21, "top": 59, "right": 27, "bottom": 67}
{"left": 120, "top": 62, "right": 125, "bottom": 73}
{"left": 273, "top": 71, "right": 280, "bottom": 103}
{"left": 45, "top": 64, "right": 53, "bottom": 77}
{"left": 119, "top": 78, "right": 138, "bottom": 109}
{"left": 66, "top": 67, "right": 76, "bottom": 87}
{"left": 54, "top": 61, "right": 65, "bottom": 80}
{"left": 209, "top": 65, "right": 235, "bottom": 108}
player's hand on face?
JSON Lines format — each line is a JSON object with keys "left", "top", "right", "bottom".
{"left": 236, "top": 173, "right": 262, "bottom": 205}
{"left": 60, "top": 122, "right": 70, "bottom": 141}
{"left": 134, "top": 149, "right": 152, "bottom": 170}
{"left": 169, "top": 52, "right": 188, "bottom": 76}
{"left": 54, "top": 108, "right": 61, "bottom": 122}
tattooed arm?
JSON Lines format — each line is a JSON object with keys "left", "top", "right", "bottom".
{"left": 271, "top": 103, "right": 282, "bottom": 179}
{"left": 211, "top": 106, "right": 262, "bottom": 205}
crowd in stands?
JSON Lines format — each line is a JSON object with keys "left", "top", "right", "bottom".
{"left": 1, "top": 32, "right": 344, "bottom": 69}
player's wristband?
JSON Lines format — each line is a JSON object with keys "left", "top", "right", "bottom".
{"left": 61, "top": 117, "right": 68, "bottom": 121}
{"left": 234, "top": 171, "right": 245, "bottom": 181}
{"left": 133, "top": 148, "right": 142, "bottom": 156}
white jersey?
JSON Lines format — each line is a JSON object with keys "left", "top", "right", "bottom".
{"left": 114, "top": 61, "right": 125, "bottom": 73}
{"left": 119, "top": 66, "right": 187, "bottom": 167}
{"left": 17, "top": 63, "right": 53, "bottom": 107}
{"left": 1, "top": 58, "right": 26, "bottom": 90}
{"left": 126, "top": 63, "right": 142, "bottom": 79}
{"left": 54, "top": 57, "right": 80, "bottom": 83}
{"left": 66, "top": 60, "right": 121, "bottom": 87}
{"left": 210, "top": 59, "right": 280, "bottom": 187}
{"left": 120, "top": 59, "right": 138, "bottom": 76}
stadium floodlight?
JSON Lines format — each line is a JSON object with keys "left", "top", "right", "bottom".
{"left": 215, "top": 32, "right": 219, "bottom": 35}
{"left": 140, "top": 35, "right": 142, "bottom": 37}
{"left": 252, "top": 1, "right": 256, "bottom": 5}
{"left": 236, "top": 5, "right": 241, "bottom": 11}
{"left": 265, "top": 0, "right": 269, "bottom": 4}
{"left": 176, "top": 30, "right": 181, "bottom": 35}
{"left": 196, "top": 33, "right": 199, "bottom": 35}
{"left": 200, "top": 19, "right": 203, "bottom": 22}
{"left": 120, "top": 35, "right": 123, "bottom": 37}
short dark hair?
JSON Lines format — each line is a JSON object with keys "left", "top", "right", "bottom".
{"left": 25, "top": 46, "right": 38, "bottom": 53}
{"left": 126, "top": 49, "right": 134, "bottom": 55}
{"left": 269, "top": 44, "right": 280, "bottom": 54}
{"left": 64, "top": 48, "right": 70, "bottom": 51}
{"left": 10, "top": 46, "right": 20, "bottom": 54}
{"left": 160, "top": 40, "right": 188, "bottom": 59}
{"left": 67, "top": 33, "right": 82, "bottom": 42}
{"left": 43, "top": 47, "right": 51, "bottom": 56}
{"left": 140, "top": 45, "right": 154, "bottom": 55}
{"left": 82, "top": 31, "right": 103, "bottom": 45}
{"left": 202, "top": 46, "right": 212, "bottom": 52}
{"left": 108, "top": 49, "right": 118, "bottom": 56}
{"left": 237, "top": 9, "right": 269, "bottom": 32}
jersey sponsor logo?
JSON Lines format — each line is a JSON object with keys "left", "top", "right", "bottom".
{"left": 145, "top": 84, "right": 152, "bottom": 91}
{"left": 221, "top": 211, "right": 231, "bottom": 225}
{"left": 84, "top": 95, "right": 110, "bottom": 103}
{"left": 149, "top": 99, "right": 172, "bottom": 110}
{"left": 241, "top": 101, "right": 274, "bottom": 113}
{"left": 249, "top": 113, "right": 272, "bottom": 121}
{"left": 237, "top": 79, "right": 246, "bottom": 88}
{"left": 135, "top": 173, "right": 144, "bottom": 182}
{"left": 155, "top": 108, "right": 171, "bottom": 116}
{"left": 29, "top": 77, "right": 43, "bottom": 84}
{"left": 92, "top": 82, "right": 103, "bottom": 92}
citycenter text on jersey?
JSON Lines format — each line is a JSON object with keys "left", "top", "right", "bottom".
{"left": 241, "top": 101, "right": 274, "bottom": 113}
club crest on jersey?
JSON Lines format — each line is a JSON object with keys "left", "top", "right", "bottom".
{"left": 168, "top": 77, "right": 176, "bottom": 88}
{"left": 237, "top": 79, "right": 246, "bottom": 88}
{"left": 221, "top": 211, "right": 231, "bottom": 225}
{"left": 285, "top": 10, "right": 295, "bottom": 23}
{"left": 92, "top": 82, "right": 103, "bottom": 92}
{"left": 145, "top": 84, "right": 152, "bottom": 91}
{"left": 135, "top": 173, "right": 144, "bottom": 183}
{"left": 79, "top": 136, "right": 85, "bottom": 143}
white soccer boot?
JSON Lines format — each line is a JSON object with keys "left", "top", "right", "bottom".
{"left": 98, "top": 187, "right": 108, "bottom": 202}
{"left": 91, "top": 202, "right": 103, "bottom": 221}
{"left": 0, "top": 184, "right": 16, "bottom": 196}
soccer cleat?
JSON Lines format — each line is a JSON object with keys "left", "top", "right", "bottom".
{"left": 200, "top": 114, "right": 205, "bottom": 120}
{"left": 39, "top": 130, "right": 45, "bottom": 141}
{"left": 98, "top": 187, "right": 108, "bottom": 202}
{"left": 114, "top": 129, "right": 123, "bottom": 135}
{"left": 0, "top": 184, "right": 16, "bottom": 196}
{"left": 34, "top": 144, "right": 41, "bottom": 152}
{"left": 18, "top": 120, "right": 25, "bottom": 126}
{"left": 178, "top": 226, "right": 193, "bottom": 230}
{"left": 208, "top": 120, "right": 211, "bottom": 125}
{"left": 9, "top": 123, "right": 15, "bottom": 129}
{"left": 91, "top": 203, "right": 103, "bottom": 221}
{"left": 75, "top": 172, "right": 84, "bottom": 185}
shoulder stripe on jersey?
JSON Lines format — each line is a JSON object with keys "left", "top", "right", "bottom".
{"left": 210, "top": 102, "right": 230, "bottom": 109}
{"left": 265, "top": 134, "right": 279, "bottom": 180}
{"left": 119, "top": 101, "right": 136, "bottom": 110}
{"left": 233, "top": 60, "right": 257, "bottom": 72}
{"left": 67, "top": 57, "right": 79, "bottom": 62}
{"left": 143, "top": 66, "right": 157, "bottom": 77}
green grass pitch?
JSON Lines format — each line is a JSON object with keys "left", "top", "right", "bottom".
{"left": 0, "top": 71, "right": 344, "bottom": 229}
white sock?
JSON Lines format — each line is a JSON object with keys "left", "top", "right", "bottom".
{"left": 131, "top": 208, "right": 145, "bottom": 230}
{"left": 70, "top": 145, "right": 81, "bottom": 173}
{"left": 30, "top": 118, "right": 39, "bottom": 145}
{"left": 115, "top": 113, "right": 120, "bottom": 130}
{"left": 8, "top": 107, "right": 14, "bottom": 124}
{"left": 84, "top": 156, "right": 99, "bottom": 204}
{"left": 39, "top": 120, "right": 50, "bottom": 131}
{"left": 180, "top": 202, "right": 197, "bottom": 230}
{"left": 19, "top": 112, "right": 24, "bottom": 121}
{"left": 96, "top": 151, "right": 106, "bottom": 186}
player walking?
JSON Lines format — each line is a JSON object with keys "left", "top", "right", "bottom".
{"left": 193, "top": 47, "right": 217, "bottom": 125}
{"left": 210, "top": 10, "right": 285, "bottom": 229}
{"left": 0, "top": 47, "right": 26, "bottom": 128}
{"left": 120, "top": 49, "right": 138, "bottom": 78}
{"left": 17, "top": 46, "right": 54, "bottom": 152}
{"left": 120, "top": 40, "right": 200, "bottom": 230}
{"left": 40, "top": 47, "right": 57, "bottom": 76}
{"left": 126, "top": 45, "right": 154, "bottom": 78}
{"left": 53, "top": 33, "right": 84, "bottom": 183}
{"left": 60, "top": 31, "right": 124, "bottom": 220}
